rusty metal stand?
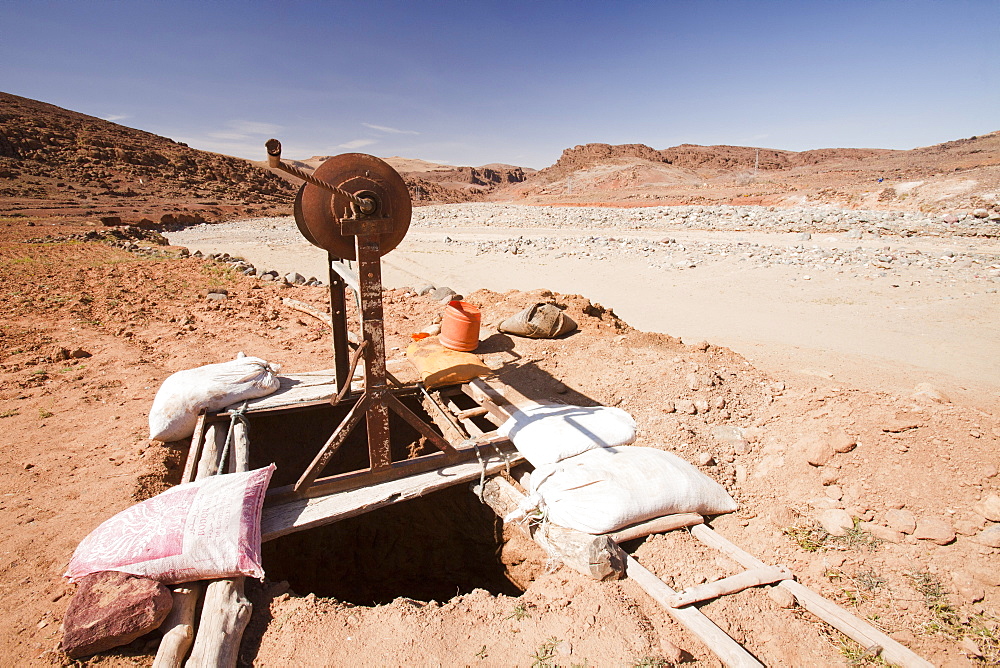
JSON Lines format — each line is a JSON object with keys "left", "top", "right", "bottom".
{"left": 266, "top": 139, "right": 471, "bottom": 498}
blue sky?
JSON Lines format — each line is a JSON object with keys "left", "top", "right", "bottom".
{"left": 2, "top": 0, "right": 998, "bottom": 168}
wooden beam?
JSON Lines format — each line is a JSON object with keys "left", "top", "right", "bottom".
{"left": 625, "top": 555, "right": 765, "bottom": 668}
{"left": 262, "top": 447, "right": 521, "bottom": 541}
{"left": 668, "top": 566, "right": 791, "bottom": 608}
{"left": 690, "top": 524, "right": 933, "bottom": 668}
{"left": 607, "top": 513, "right": 704, "bottom": 543}
{"left": 188, "top": 419, "right": 253, "bottom": 668}
{"left": 151, "top": 585, "right": 200, "bottom": 668}
{"left": 181, "top": 411, "right": 208, "bottom": 484}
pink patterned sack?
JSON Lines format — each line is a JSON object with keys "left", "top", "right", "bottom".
{"left": 65, "top": 465, "right": 275, "bottom": 584}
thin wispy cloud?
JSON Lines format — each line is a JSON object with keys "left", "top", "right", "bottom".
{"left": 206, "top": 120, "right": 283, "bottom": 142}
{"left": 339, "top": 139, "right": 377, "bottom": 149}
{"left": 103, "top": 114, "right": 128, "bottom": 122}
{"left": 363, "top": 123, "right": 419, "bottom": 135}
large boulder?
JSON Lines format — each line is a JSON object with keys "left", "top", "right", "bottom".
{"left": 61, "top": 571, "right": 172, "bottom": 659}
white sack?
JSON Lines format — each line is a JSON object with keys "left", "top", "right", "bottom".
{"left": 498, "top": 402, "right": 637, "bottom": 467}
{"left": 148, "top": 355, "right": 280, "bottom": 442}
{"left": 514, "top": 446, "right": 737, "bottom": 534}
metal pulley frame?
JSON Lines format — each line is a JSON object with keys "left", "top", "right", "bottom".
{"left": 265, "top": 139, "right": 469, "bottom": 497}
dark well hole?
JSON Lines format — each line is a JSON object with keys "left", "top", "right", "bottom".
{"left": 244, "top": 389, "right": 441, "bottom": 488}
{"left": 261, "top": 484, "right": 527, "bottom": 605}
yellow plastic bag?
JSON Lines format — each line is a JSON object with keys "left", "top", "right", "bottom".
{"left": 406, "top": 336, "right": 491, "bottom": 389}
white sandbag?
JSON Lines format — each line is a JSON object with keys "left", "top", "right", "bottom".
{"left": 511, "top": 446, "right": 737, "bottom": 534}
{"left": 498, "top": 402, "right": 637, "bottom": 467}
{"left": 148, "top": 354, "right": 280, "bottom": 442}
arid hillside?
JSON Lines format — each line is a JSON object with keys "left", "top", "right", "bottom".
{"left": 0, "top": 92, "right": 295, "bottom": 225}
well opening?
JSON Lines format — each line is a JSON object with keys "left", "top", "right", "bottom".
{"left": 261, "top": 484, "right": 526, "bottom": 605}
{"left": 244, "top": 389, "right": 441, "bottom": 488}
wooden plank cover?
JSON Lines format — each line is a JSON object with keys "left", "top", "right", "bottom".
{"left": 261, "top": 446, "right": 521, "bottom": 541}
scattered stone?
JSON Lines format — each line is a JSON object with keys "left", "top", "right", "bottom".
{"left": 819, "top": 469, "right": 839, "bottom": 486}
{"left": 959, "top": 637, "right": 983, "bottom": 658}
{"left": 652, "top": 639, "right": 682, "bottom": 666}
{"left": 430, "top": 286, "right": 458, "bottom": 302}
{"left": 804, "top": 436, "right": 835, "bottom": 467}
{"left": 859, "top": 522, "right": 902, "bottom": 543}
{"left": 284, "top": 272, "right": 305, "bottom": 285}
{"left": 99, "top": 216, "right": 123, "bottom": 226}
{"left": 881, "top": 415, "right": 921, "bottom": 433}
{"left": 818, "top": 509, "right": 854, "bottom": 536}
{"left": 975, "top": 525, "right": 1000, "bottom": 548}
{"left": 974, "top": 494, "right": 1000, "bottom": 522}
{"left": 661, "top": 401, "right": 675, "bottom": 414}
{"left": 767, "top": 586, "right": 796, "bottom": 609}
{"left": 825, "top": 485, "right": 843, "bottom": 501}
{"left": 913, "top": 518, "right": 955, "bottom": 545}
{"left": 693, "top": 399, "right": 710, "bottom": 414}
{"left": 697, "top": 452, "right": 715, "bottom": 466}
{"left": 206, "top": 292, "right": 227, "bottom": 301}
{"left": 910, "top": 382, "right": 950, "bottom": 404}
{"left": 884, "top": 509, "right": 916, "bottom": 534}
{"left": 827, "top": 432, "right": 856, "bottom": 454}
{"left": 952, "top": 572, "right": 987, "bottom": 604}
{"left": 61, "top": 571, "right": 172, "bottom": 659}
{"left": 675, "top": 399, "right": 697, "bottom": 415}
{"left": 954, "top": 518, "right": 985, "bottom": 536}
{"left": 972, "top": 208, "right": 989, "bottom": 218}
{"left": 417, "top": 284, "right": 435, "bottom": 296}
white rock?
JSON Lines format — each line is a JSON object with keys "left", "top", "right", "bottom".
{"left": 818, "top": 509, "right": 854, "bottom": 536}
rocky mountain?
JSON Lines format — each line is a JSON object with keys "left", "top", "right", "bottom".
{"left": 500, "top": 133, "right": 1000, "bottom": 212}
{"left": 0, "top": 91, "right": 295, "bottom": 225}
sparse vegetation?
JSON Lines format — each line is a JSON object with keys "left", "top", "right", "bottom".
{"left": 507, "top": 602, "right": 532, "bottom": 621}
{"left": 632, "top": 657, "right": 672, "bottom": 668}
{"left": 909, "top": 572, "right": 1000, "bottom": 663}
{"left": 836, "top": 636, "right": 891, "bottom": 666}
{"left": 785, "top": 520, "right": 880, "bottom": 553}
{"left": 0, "top": 409, "right": 18, "bottom": 418}
{"left": 783, "top": 523, "right": 830, "bottom": 551}
{"left": 531, "top": 637, "right": 561, "bottom": 667}
{"left": 38, "top": 408, "right": 53, "bottom": 419}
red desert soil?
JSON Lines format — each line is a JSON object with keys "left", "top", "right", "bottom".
{"left": 0, "top": 219, "right": 998, "bottom": 666}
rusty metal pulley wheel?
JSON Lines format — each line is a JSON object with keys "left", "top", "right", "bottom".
{"left": 294, "top": 153, "right": 411, "bottom": 260}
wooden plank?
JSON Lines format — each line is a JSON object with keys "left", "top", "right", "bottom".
{"left": 690, "top": 524, "right": 933, "bottom": 668}
{"left": 262, "top": 447, "right": 522, "bottom": 541}
{"left": 180, "top": 411, "right": 208, "bottom": 484}
{"left": 151, "top": 585, "right": 199, "bottom": 668}
{"left": 218, "top": 360, "right": 413, "bottom": 414}
{"left": 607, "top": 513, "right": 704, "bottom": 543}
{"left": 625, "top": 555, "right": 765, "bottom": 668}
{"left": 188, "top": 413, "right": 253, "bottom": 668}
{"left": 195, "top": 423, "right": 226, "bottom": 480}
{"left": 669, "top": 566, "right": 792, "bottom": 608}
